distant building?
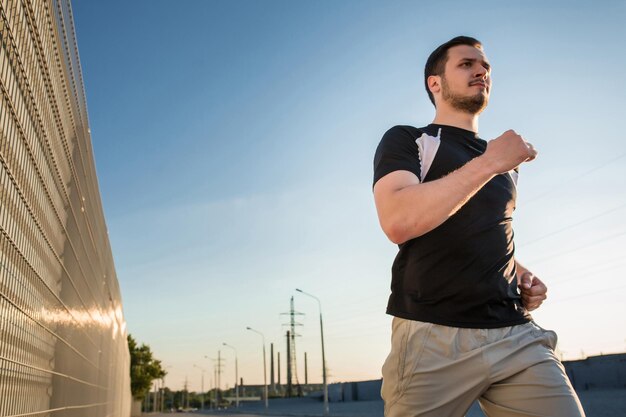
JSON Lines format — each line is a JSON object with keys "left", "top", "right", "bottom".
{"left": 0, "top": 0, "right": 130, "bottom": 415}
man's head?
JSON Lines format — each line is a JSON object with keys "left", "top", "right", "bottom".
{"left": 424, "top": 36, "right": 491, "bottom": 114}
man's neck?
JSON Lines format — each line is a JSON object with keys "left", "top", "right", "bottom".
{"left": 432, "top": 106, "right": 480, "bottom": 133}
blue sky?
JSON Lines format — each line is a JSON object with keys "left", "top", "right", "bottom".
{"left": 73, "top": 0, "right": 626, "bottom": 390}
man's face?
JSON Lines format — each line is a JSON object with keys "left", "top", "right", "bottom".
{"left": 439, "top": 45, "right": 492, "bottom": 114}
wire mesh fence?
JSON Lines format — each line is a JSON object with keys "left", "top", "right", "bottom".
{"left": 0, "top": 0, "right": 131, "bottom": 415}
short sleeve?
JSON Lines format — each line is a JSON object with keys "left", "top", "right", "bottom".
{"left": 373, "top": 125, "right": 422, "bottom": 187}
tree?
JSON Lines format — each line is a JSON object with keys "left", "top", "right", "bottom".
{"left": 128, "top": 334, "right": 166, "bottom": 400}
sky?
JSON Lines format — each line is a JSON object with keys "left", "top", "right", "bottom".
{"left": 71, "top": 0, "right": 626, "bottom": 391}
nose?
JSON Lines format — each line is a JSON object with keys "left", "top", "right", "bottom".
{"left": 475, "top": 64, "right": 488, "bottom": 79}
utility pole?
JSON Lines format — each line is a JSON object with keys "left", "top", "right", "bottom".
{"left": 218, "top": 350, "right": 222, "bottom": 396}
{"left": 193, "top": 364, "right": 207, "bottom": 410}
{"left": 270, "top": 343, "right": 275, "bottom": 393}
{"left": 216, "top": 351, "right": 226, "bottom": 406}
{"left": 214, "top": 366, "right": 217, "bottom": 408}
{"left": 205, "top": 353, "right": 225, "bottom": 407}
{"left": 281, "top": 296, "right": 304, "bottom": 397}
{"left": 277, "top": 352, "right": 281, "bottom": 387}
{"left": 286, "top": 331, "right": 292, "bottom": 397}
{"left": 304, "top": 352, "right": 308, "bottom": 385}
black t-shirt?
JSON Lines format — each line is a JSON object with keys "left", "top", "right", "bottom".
{"left": 373, "top": 124, "right": 531, "bottom": 328}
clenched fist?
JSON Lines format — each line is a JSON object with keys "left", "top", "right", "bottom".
{"left": 518, "top": 272, "right": 547, "bottom": 311}
{"left": 481, "top": 130, "right": 538, "bottom": 174}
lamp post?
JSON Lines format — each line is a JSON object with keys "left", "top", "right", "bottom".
{"left": 296, "top": 288, "right": 329, "bottom": 416}
{"left": 193, "top": 364, "right": 206, "bottom": 410}
{"left": 223, "top": 342, "right": 240, "bottom": 407}
{"left": 246, "top": 326, "right": 268, "bottom": 409}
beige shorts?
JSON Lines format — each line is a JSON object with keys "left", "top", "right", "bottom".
{"left": 381, "top": 318, "right": 585, "bottom": 417}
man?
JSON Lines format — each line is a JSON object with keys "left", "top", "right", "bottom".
{"left": 373, "top": 36, "right": 585, "bottom": 417}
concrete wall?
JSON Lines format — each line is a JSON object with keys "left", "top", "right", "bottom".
{"left": 564, "top": 353, "right": 626, "bottom": 391}
{"left": 328, "top": 379, "right": 382, "bottom": 402}
{"left": 326, "top": 353, "right": 626, "bottom": 403}
{"left": 328, "top": 382, "right": 343, "bottom": 402}
{"left": 354, "top": 379, "right": 383, "bottom": 401}
{"left": 341, "top": 382, "right": 354, "bottom": 402}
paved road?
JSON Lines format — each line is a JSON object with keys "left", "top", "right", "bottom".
{"left": 147, "top": 389, "right": 626, "bottom": 417}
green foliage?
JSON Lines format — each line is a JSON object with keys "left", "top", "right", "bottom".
{"left": 128, "top": 334, "right": 166, "bottom": 400}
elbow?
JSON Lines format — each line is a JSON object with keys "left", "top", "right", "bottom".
{"left": 387, "top": 233, "right": 407, "bottom": 245}
{"left": 381, "top": 220, "right": 411, "bottom": 245}
{"left": 381, "top": 217, "right": 431, "bottom": 245}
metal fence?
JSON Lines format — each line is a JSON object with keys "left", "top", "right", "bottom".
{"left": 0, "top": 0, "right": 131, "bottom": 415}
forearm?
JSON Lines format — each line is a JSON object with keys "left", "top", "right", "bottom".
{"left": 375, "top": 155, "right": 496, "bottom": 244}
{"left": 515, "top": 259, "right": 530, "bottom": 279}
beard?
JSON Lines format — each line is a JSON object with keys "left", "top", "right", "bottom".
{"left": 441, "top": 76, "right": 488, "bottom": 115}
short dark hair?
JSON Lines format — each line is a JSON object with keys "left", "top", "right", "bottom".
{"left": 424, "top": 36, "right": 483, "bottom": 106}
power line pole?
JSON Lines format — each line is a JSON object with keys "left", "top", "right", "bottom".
{"left": 277, "top": 351, "right": 281, "bottom": 387}
{"left": 205, "top": 354, "right": 225, "bottom": 408}
{"left": 281, "top": 296, "right": 304, "bottom": 397}
{"left": 304, "top": 352, "right": 308, "bottom": 385}
{"left": 270, "top": 342, "right": 275, "bottom": 393}
{"left": 218, "top": 350, "right": 222, "bottom": 394}
{"left": 286, "top": 331, "right": 292, "bottom": 397}
{"left": 193, "top": 364, "right": 207, "bottom": 410}
{"left": 216, "top": 351, "right": 225, "bottom": 406}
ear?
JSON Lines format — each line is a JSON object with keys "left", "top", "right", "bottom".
{"left": 427, "top": 75, "right": 441, "bottom": 95}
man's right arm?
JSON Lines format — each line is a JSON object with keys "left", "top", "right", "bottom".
{"left": 373, "top": 130, "right": 537, "bottom": 245}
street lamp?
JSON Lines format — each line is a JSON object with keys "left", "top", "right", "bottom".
{"left": 246, "top": 326, "right": 269, "bottom": 409}
{"left": 223, "top": 342, "right": 240, "bottom": 407}
{"left": 193, "top": 364, "right": 207, "bottom": 410}
{"left": 296, "top": 288, "right": 329, "bottom": 416}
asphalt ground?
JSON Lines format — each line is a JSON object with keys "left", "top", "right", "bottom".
{"left": 145, "top": 388, "right": 626, "bottom": 417}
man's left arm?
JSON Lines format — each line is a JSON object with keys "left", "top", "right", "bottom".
{"left": 515, "top": 259, "right": 547, "bottom": 311}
